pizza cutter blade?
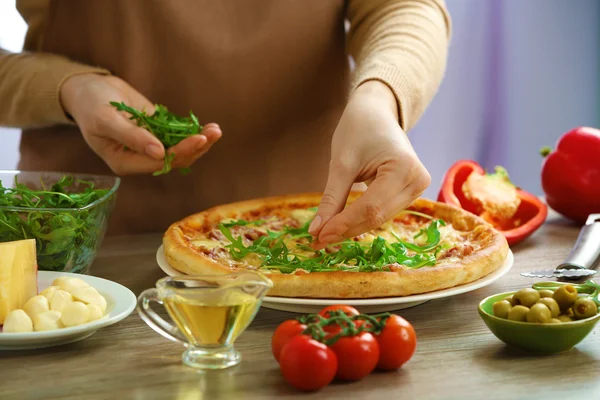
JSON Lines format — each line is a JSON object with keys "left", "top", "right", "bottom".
{"left": 521, "top": 213, "right": 600, "bottom": 280}
{"left": 520, "top": 269, "right": 597, "bottom": 279}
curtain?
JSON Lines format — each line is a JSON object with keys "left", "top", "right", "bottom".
{"left": 411, "top": 0, "right": 600, "bottom": 198}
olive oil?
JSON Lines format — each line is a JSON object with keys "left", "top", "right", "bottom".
{"left": 163, "top": 291, "right": 260, "bottom": 347}
{"left": 139, "top": 273, "right": 273, "bottom": 369}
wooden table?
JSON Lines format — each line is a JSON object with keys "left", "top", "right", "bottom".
{"left": 1, "top": 211, "right": 599, "bottom": 400}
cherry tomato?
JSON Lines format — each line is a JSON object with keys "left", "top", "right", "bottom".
{"left": 375, "top": 314, "right": 417, "bottom": 370}
{"left": 330, "top": 331, "right": 379, "bottom": 381}
{"left": 318, "top": 305, "right": 360, "bottom": 318}
{"left": 271, "top": 320, "right": 307, "bottom": 362}
{"left": 279, "top": 335, "right": 338, "bottom": 391}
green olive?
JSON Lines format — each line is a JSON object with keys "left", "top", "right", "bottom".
{"left": 514, "top": 288, "right": 540, "bottom": 307}
{"left": 508, "top": 305, "right": 529, "bottom": 322}
{"left": 538, "top": 290, "right": 554, "bottom": 298}
{"left": 563, "top": 307, "right": 574, "bottom": 317}
{"left": 557, "top": 314, "right": 573, "bottom": 322}
{"left": 536, "top": 297, "right": 560, "bottom": 318}
{"left": 504, "top": 295, "right": 517, "bottom": 306}
{"left": 527, "top": 303, "right": 552, "bottom": 323}
{"left": 573, "top": 297, "right": 598, "bottom": 320}
{"left": 493, "top": 300, "right": 512, "bottom": 319}
{"left": 547, "top": 318, "right": 562, "bottom": 324}
{"left": 552, "top": 285, "right": 578, "bottom": 311}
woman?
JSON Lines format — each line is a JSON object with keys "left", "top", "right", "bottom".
{"left": 0, "top": 0, "right": 451, "bottom": 248}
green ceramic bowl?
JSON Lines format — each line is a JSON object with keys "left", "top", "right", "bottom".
{"left": 478, "top": 291, "right": 600, "bottom": 353}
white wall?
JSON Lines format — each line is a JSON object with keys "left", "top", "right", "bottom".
{"left": 0, "top": 0, "right": 26, "bottom": 169}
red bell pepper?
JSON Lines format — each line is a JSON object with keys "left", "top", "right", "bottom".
{"left": 540, "top": 126, "right": 600, "bottom": 223}
{"left": 437, "top": 160, "right": 547, "bottom": 246}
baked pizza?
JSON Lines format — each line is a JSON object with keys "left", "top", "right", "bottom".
{"left": 163, "top": 193, "right": 509, "bottom": 299}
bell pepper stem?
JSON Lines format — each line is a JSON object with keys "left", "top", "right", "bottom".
{"left": 540, "top": 146, "right": 552, "bottom": 157}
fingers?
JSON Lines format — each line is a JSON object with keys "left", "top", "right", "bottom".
{"left": 106, "top": 108, "right": 166, "bottom": 160}
{"left": 202, "top": 123, "right": 222, "bottom": 142}
{"left": 169, "top": 124, "right": 222, "bottom": 167}
{"left": 312, "top": 175, "right": 405, "bottom": 249}
{"left": 191, "top": 124, "right": 223, "bottom": 159}
{"left": 85, "top": 113, "right": 166, "bottom": 174}
{"left": 308, "top": 160, "right": 356, "bottom": 237}
{"left": 313, "top": 162, "right": 430, "bottom": 249}
{"left": 85, "top": 133, "right": 166, "bottom": 175}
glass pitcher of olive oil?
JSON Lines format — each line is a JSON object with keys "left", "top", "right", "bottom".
{"left": 137, "top": 272, "right": 273, "bottom": 370}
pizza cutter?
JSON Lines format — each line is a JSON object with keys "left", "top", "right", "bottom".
{"left": 521, "top": 213, "right": 600, "bottom": 279}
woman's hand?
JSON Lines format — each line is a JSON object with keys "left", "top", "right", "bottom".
{"left": 309, "top": 81, "right": 431, "bottom": 249}
{"left": 60, "top": 73, "right": 222, "bottom": 175}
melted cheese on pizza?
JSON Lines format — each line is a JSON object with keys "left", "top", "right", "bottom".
{"left": 181, "top": 207, "right": 490, "bottom": 274}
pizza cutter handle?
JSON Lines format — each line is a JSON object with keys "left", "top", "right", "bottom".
{"left": 557, "top": 214, "right": 600, "bottom": 271}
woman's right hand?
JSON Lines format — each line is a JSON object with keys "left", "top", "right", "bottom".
{"left": 60, "top": 73, "right": 222, "bottom": 175}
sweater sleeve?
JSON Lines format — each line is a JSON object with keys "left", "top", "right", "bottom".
{"left": 347, "top": 0, "right": 451, "bottom": 131}
{"left": 0, "top": 49, "right": 110, "bottom": 128}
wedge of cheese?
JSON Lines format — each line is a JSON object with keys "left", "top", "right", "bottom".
{"left": 0, "top": 239, "right": 38, "bottom": 325}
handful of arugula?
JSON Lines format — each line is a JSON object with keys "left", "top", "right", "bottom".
{"left": 110, "top": 101, "right": 203, "bottom": 176}
{"left": 0, "top": 175, "right": 113, "bottom": 273}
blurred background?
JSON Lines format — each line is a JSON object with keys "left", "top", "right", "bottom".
{"left": 0, "top": 0, "right": 598, "bottom": 198}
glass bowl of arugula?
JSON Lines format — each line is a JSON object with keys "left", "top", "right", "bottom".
{"left": 0, "top": 171, "right": 120, "bottom": 274}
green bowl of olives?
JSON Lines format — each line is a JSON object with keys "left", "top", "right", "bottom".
{"left": 478, "top": 282, "right": 600, "bottom": 354}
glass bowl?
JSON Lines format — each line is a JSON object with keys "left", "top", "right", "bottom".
{"left": 0, "top": 170, "right": 120, "bottom": 274}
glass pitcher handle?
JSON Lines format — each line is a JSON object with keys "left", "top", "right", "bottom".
{"left": 136, "top": 288, "right": 187, "bottom": 345}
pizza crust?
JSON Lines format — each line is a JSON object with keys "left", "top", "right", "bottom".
{"left": 163, "top": 193, "right": 509, "bottom": 299}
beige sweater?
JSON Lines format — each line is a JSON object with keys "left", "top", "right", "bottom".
{"left": 0, "top": 0, "right": 451, "bottom": 234}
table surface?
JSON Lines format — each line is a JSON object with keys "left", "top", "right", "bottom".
{"left": 1, "top": 210, "right": 599, "bottom": 400}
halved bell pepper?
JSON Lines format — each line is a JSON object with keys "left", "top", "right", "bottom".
{"left": 540, "top": 126, "right": 600, "bottom": 223}
{"left": 437, "top": 160, "right": 548, "bottom": 246}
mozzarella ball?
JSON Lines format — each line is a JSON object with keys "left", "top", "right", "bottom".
{"left": 23, "top": 295, "right": 50, "bottom": 319}
{"left": 33, "top": 311, "right": 63, "bottom": 331}
{"left": 60, "top": 302, "right": 90, "bottom": 327}
{"left": 51, "top": 277, "right": 70, "bottom": 288}
{"left": 50, "top": 290, "right": 73, "bottom": 313}
{"left": 39, "top": 286, "right": 60, "bottom": 302}
{"left": 53, "top": 277, "right": 90, "bottom": 294}
{"left": 87, "top": 304, "right": 104, "bottom": 322}
{"left": 3, "top": 309, "right": 33, "bottom": 333}
{"left": 72, "top": 287, "right": 107, "bottom": 313}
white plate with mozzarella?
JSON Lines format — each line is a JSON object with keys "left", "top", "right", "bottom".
{"left": 0, "top": 271, "right": 136, "bottom": 350}
{"left": 156, "top": 245, "right": 514, "bottom": 313}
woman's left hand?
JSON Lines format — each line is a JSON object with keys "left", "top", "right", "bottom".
{"left": 308, "top": 81, "right": 431, "bottom": 249}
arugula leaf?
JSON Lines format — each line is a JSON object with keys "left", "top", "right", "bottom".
{"left": 153, "top": 153, "right": 176, "bottom": 176}
{"left": 393, "top": 219, "right": 446, "bottom": 252}
{"left": 221, "top": 219, "right": 266, "bottom": 228}
{"left": 218, "top": 224, "right": 251, "bottom": 260}
{"left": 217, "top": 215, "right": 445, "bottom": 274}
{"left": 110, "top": 101, "right": 204, "bottom": 176}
